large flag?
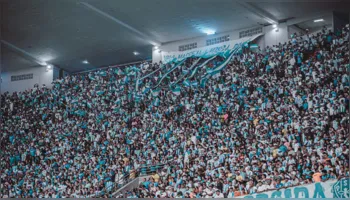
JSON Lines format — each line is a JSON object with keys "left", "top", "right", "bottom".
{"left": 210, "top": 70, "right": 221, "bottom": 79}
{"left": 142, "top": 86, "right": 151, "bottom": 94}
{"left": 71, "top": 98, "right": 79, "bottom": 104}
{"left": 75, "top": 110, "right": 86, "bottom": 117}
{"left": 183, "top": 79, "right": 191, "bottom": 87}
{"left": 131, "top": 65, "right": 140, "bottom": 72}
{"left": 123, "top": 76, "right": 129, "bottom": 84}
{"left": 88, "top": 74, "right": 96, "bottom": 80}
{"left": 114, "top": 68, "right": 124, "bottom": 75}
{"left": 250, "top": 44, "right": 259, "bottom": 49}
{"left": 100, "top": 71, "right": 107, "bottom": 76}
{"left": 191, "top": 81, "right": 198, "bottom": 87}
{"left": 151, "top": 89, "right": 161, "bottom": 97}
{"left": 200, "top": 78, "right": 208, "bottom": 88}
{"left": 153, "top": 98, "right": 160, "bottom": 106}
{"left": 171, "top": 86, "right": 181, "bottom": 96}
{"left": 189, "top": 67, "right": 199, "bottom": 78}
{"left": 96, "top": 90, "right": 105, "bottom": 95}
{"left": 134, "top": 93, "right": 142, "bottom": 102}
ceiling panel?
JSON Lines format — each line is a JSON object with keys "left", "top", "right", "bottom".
{"left": 2, "top": 0, "right": 150, "bottom": 72}
{"left": 60, "top": 44, "right": 153, "bottom": 73}
{"left": 1, "top": 0, "right": 349, "bottom": 73}
{"left": 87, "top": 0, "right": 267, "bottom": 43}
{"left": 250, "top": 1, "right": 350, "bottom": 22}
{"left": 1, "top": 46, "right": 39, "bottom": 72}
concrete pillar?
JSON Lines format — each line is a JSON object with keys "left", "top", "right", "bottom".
{"left": 263, "top": 22, "right": 289, "bottom": 49}
{"left": 333, "top": 11, "right": 350, "bottom": 32}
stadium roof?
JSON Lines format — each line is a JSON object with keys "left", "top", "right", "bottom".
{"left": 1, "top": 0, "right": 349, "bottom": 72}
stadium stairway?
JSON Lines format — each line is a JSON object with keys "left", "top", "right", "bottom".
{"left": 93, "top": 161, "right": 173, "bottom": 198}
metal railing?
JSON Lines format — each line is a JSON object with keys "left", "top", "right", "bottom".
{"left": 83, "top": 159, "right": 174, "bottom": 198}
{"left": 115, "top": 175, "right": 350, "bottom": 198}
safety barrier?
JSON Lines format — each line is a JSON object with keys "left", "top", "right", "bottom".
{"left": 86, "top": 160, "right": 174, "bottom": 198}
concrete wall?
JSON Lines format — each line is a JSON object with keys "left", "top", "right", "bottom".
{"left": 152, "top": 48, "right": 162, "bottom": 64}
{"left": 152, "top": 23, "right": 290, "bottom": 63}
{"left": 160, "top": 28, "right": 247, "bottom": 52}
{"left": 153, "top": 26, "right": 263, "bottom": 63}
{"left": 263, "top": 22, "right": 289, "bottom": 48}
{"left": 1, "top": 66, "right": 53, "bottom": 94}
{"left": 288, "top": 25, "right": 307, "bottom": 39}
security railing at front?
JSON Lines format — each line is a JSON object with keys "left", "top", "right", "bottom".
{"left": 83, "top": 159, "right": 174, "bottom": 198}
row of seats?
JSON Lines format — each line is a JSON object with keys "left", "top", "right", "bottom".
{"left": 0, "top": 25, "right": 349, "bottom": 198}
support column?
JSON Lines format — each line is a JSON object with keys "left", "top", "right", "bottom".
{"left": 263, "top": 22, "right": 289, "bottom": 48}
{"left": 333, "top": 11, "right": 350, "bottom": 32}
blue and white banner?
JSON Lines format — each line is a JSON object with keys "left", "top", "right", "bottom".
{"left": 238, "top": 179, "right": 349, "bottom": 198}
{"left": 171, "top": 57, "right": 202, "bottom": 86}
{"left": 151, "top": 88, "right": 161, "bottom": 96}
{"left": 153, "top": 59, "right": 186, "bottom": 88}
{"left": 202, "top": 47, "right": 237, "bottom": 80}
{"left": 183, "top": 79, "right": 191, "bottom": 87}
{"left": 142, "top": 86, "right": 151, "bottom": 94}
{"left": 171, "top": 86, "right": 181, "bottom": 96}
{"left": 134, "top": 93, "right": 142, "bottom": 102}
{"left": 139, "top": 64, "right": 164, "bottom": 81}
{"left": 162, "top": 34, "right": 262, "bottom": 64}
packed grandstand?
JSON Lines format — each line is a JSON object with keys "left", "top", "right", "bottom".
{"left": 0, "top": 24, "right": 349, "bottom": 198}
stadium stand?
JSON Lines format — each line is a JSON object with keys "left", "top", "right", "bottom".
{"left": 0, "top": 17, "right": 349, "bottom": 199}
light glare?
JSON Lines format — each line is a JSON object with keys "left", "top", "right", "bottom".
{"left": 314, "top": 19, "right": 324, "bottom": 22}
{"left": 204, "top": 29, "right": 216, "bottom": 35}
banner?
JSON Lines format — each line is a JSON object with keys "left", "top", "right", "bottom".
{"left": 202, "top": 47, "right": 238, "bottom": 80}
{"left": 237, "top": 178, "right": 349, "bottom": 198}
{"left": 188, "top": 56, "right": 216, "bottom": 79}
{"left": 171, "top": 86, "right": 181, "bottom": 96}
{"left": 151, "top": 88, "right": 160, "bottom": 96}
{"left": 153, "top": 59, "right": 186, "bottom": 89}
{"left": 139, "top": 64, "right": 164, "bottom": 81}
{"left": 162, "top": 34, "right": 262, "bottom": 64}
{"left": 171, "top": 57, "right": 202, "bottom": 86}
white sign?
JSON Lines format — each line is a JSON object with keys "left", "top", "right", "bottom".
{"left": 161, "top": 34, "right": 262, "bottom": 64}
{"left": 237, "top": 179, "right": 349, "bottom": 198}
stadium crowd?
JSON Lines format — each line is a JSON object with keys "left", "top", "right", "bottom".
{"left": 0, "top": 25, "right": 349, "bottom": 198}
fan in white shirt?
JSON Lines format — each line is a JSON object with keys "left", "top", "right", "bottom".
{"left": 213, "top": 190, "right": 224, "bottom": 198}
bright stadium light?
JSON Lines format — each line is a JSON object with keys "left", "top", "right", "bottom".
{"left": 82, "top": 60, "right": 89, "bottom": 64}
{"left": 154, "top": 46, "right": 158, "bottom": 50}
{"left": 272, "top": 24, "right": 277, "bottom": 28}
{"left": 46, "top": 64, "right": 53, "bottom": 70}
{"left": 314, "top": 19, "right": 324, "bottom": 22}
{"left": 204, "top": 29, "right": 216, "bottom": 35}
{"left": 133, "top": 51, "right": 140, "bottom": 55}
